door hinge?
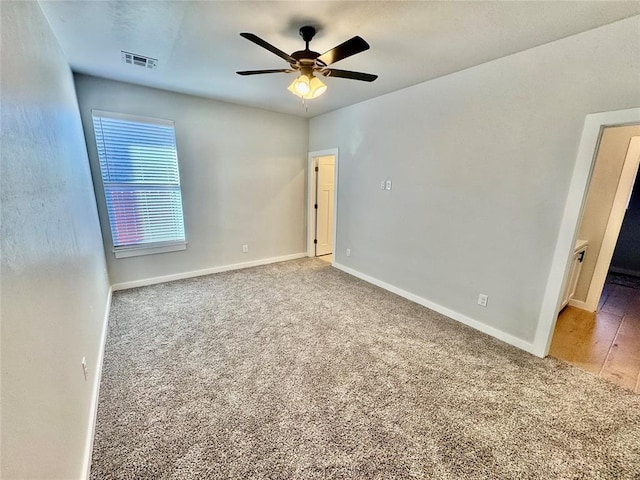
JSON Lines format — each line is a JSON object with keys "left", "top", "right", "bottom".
{"left": 314, "top": 239, "right": 318, "bottom": 244}
{"left": 315, "top": 166, "right": 319, "bottom": 172}
{"left": 314, "top": 204, "right": 318, "bottom": 209}
{"left": 578, "top": 250, "right": 585, "bottom": 263}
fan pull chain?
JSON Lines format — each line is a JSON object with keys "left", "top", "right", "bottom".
{"left": 302, "top": 97, "right": 308, "bottom": 112}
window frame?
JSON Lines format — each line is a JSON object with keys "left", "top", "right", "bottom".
{"left": 91, "top": 110, "right": 187, "bottom": 259}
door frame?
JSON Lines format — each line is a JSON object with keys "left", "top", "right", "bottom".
{"left": 533, "top": 107, "right": 640, "bottom": 357}
{"left": 307, "top": 148, "right": 339, "bottom": 261}
{"left": 578, "top": 135, "right": 640, "bottom": 311}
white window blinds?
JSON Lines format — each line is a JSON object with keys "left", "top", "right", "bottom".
{"left": 92, "top": 110, "right": 186, "bottom": 257}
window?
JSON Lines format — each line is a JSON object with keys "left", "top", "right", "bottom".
{"left": 92, "top": 110, "right": 186, "bottom": 258}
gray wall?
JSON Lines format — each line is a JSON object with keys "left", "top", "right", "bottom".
{"left": 309, "top": 16, "right": 640, "bottom": 344}
{"left": 611, "top": 168, "right": 640, "bottom": 275}
{"left": 1, "top": 2, "right": 111, "bottom": 479}
{"left": 74, "top": 75, "right": 309, "bottom": 286}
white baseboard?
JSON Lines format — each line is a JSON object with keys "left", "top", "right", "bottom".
{"left": 111, "top": 253, "right": 307, "bottom": 291}
{"left": 609, "top": 266, "right": 640, "bottom": 278}
{"left": 567, "top": 298, "right": 593, "bottom": 311}
{"left": 333, "top": 263, "right": 537, "bottom": 356}
{"left": 82, "top": 286, "right": 112, "bottom": 480}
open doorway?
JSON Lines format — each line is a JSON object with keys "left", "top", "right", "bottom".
{"left": 535, "top": 108, "right": 640, "bottom": 360}
{"left": 307, "top": 149, "right": 338, "bottom": 264}
{"left": 549, "top": 129, "right": 640, "bottom": 392}
{"left": 570, "top": 132, "right": 640, "bottom": 312}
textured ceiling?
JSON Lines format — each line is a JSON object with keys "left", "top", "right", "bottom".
{"left": 39, "top": 1, "right": 640, "bottom": 118}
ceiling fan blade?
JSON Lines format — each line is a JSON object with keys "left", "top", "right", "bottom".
{"left": 240, "top": 33, "right": 297, "bottom": 64}
{"left": 322, "top": 69, "right": 378, "bottom": 82}
{"left": 317, "top": 36, "right": 370, "bottom": 66}
{"left": 237, "top": 69, "right": 293, "bottom": 76}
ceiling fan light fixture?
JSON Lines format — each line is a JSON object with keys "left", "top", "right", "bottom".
{"left": 288, "top": 73, "right": 327, "bottom": 99}
{"left": 239, "top": 26, "right": 375, "bottom": 104}
{"left": 288, "top": 74, "right": 310, "bottom": 96}
{"left": 308, "top": 76, "right": 327, "bottom": 98}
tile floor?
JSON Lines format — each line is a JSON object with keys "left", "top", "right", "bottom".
{"left": 550, "top": 279, "right": 640, "bottom": 393}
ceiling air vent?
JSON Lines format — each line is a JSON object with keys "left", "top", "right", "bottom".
{"left": 121, "top": 51, "right": 157, "bottom": 69}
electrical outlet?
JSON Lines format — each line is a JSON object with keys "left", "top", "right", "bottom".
{"left": 477, "top": 294, "right": 488, "bottom": 307}
{"left": 385, "top": 179, "right": 392, "bottom": 191}
{"left": 346, "top": 248, "right": 351, "bottom": 257}
{"left": 81, "top": 357, "right": 88, "bottom": 381}
{"left": 242, "top": 244, "right": 249, "bottom": 253}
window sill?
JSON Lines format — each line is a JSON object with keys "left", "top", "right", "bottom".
{"left": 113, "top": 242, "right": 187, "bottom": 259}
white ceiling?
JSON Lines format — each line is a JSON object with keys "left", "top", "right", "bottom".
{"left": 39, "top": 1, "right": 640, "bottom": 118}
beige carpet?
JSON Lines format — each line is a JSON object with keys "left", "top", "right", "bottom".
{"left": 91, "top": 258, "right": 640, "bottom": 479}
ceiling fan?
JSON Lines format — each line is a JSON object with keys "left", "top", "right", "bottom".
{"left": 237, "top": 26, "right": 378, "bottom": 100}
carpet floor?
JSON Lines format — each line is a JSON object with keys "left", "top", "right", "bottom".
{"left": 91, "top": 259, "right": 640, "bottom": 479}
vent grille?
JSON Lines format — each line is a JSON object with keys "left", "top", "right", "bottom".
{"left": 121, "top": 51, "right": 157, "bottom": 69}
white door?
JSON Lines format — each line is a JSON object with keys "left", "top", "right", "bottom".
{"left": 315, "top": 155, "right": 335, "bottom": 256}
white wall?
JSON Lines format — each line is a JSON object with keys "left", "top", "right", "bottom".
{"left": 74, "top": 75, "right": 309, "bottom": 287}
{"left": 309, "top": 16, "right": 640, "bottom": 348}
{"left": 1, "top": 2, "right": 111, "bottom": 479}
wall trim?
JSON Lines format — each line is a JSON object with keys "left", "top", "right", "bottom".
{"left": 111, "top": 253, "right": 307, "bottom": 291}
{"left": 82, "top": 286, "right": 112, "bottom": 480}
{"left": 533, "top": 107, "right": 640, "bottom": 358}
{"left": 332, "top": 262, "right": 537, "bottom": 356}
{"left": 567, "top": 299, "right": 591, "bottom": 311}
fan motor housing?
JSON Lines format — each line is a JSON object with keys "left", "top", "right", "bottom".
{"left": 291, "top": 50, "right": 320, "bottom": 62}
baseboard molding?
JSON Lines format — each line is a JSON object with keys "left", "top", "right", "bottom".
{"left": 333, "top": 263, "right": 537, "bottom": 356}
{"left": 111, "top": 253, "right": 307, "bottom": 291}
{"left": 82, "top": 286, "right": 112, "bottom": 480}
{"left": 567, "top": 298, "right": 593, "bottom": 311}
{"left": 609, "top": 266, "right": 640, "bottom": 278}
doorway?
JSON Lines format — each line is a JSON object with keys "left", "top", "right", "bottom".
{"left": 307, "top": 149, "right": 338, "bottom": 262}
{"left": 572, "top": 133, "right": 640, "bottom": 312}
{"left": 315, "top": 155, "right": 335, "bottom": 257}
{"left": 575, "top": 133, "right": 640, "bottom": 312}
{"left": 549, "top": 134, "right": 640, "bottom": 392}
{"left": 534, "top": 107, "right": 640, "bottom": 358}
